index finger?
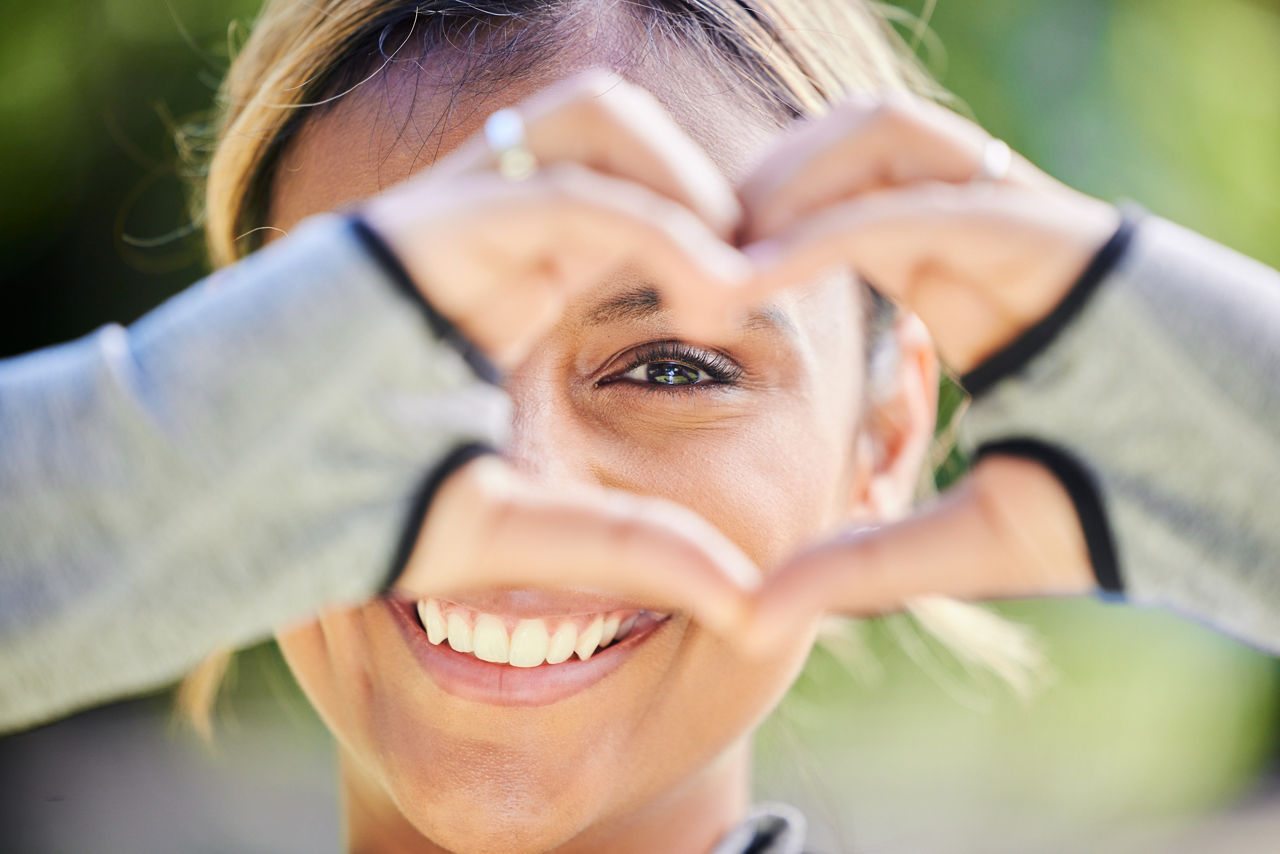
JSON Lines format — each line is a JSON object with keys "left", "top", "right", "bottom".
{"left": 446, "top": 69, "right": 744, "bottom": 241}
{"left": 738, "top": 95, "right": 995, "bottom": 241}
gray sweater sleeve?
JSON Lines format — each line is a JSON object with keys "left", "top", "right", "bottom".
{"left": 0, "top": 213, "right": 511, "bottom": 731}
{"left": 959, "top": 213, "right": 1280, "bottom": 653}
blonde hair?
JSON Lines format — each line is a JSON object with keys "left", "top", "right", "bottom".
{"left": 180, "top": 0, "right": 1035, "bottom": 736}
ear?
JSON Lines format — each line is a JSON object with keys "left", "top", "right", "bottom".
{"left": 847, "top": 310, "right": 940, "bottom": 523}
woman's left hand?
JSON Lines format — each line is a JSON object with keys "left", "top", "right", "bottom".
{"left": 737, "top": 95, "right": 1120, "bottom": 374}
{"left": 733, "top": 95, "right": 1114, "bottom": 647}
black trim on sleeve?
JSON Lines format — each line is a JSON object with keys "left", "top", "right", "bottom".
{"left": 346, "top": 215, "right": 502, "bottom": 385}
{"left": 380, "top": 442, "right": 498, "bottom": 593}
{"left": 960, "top": 206, "right": 1143, "bottom": 398}
{"left": 973, "top": 438, "right": 1123, "bottom": 594}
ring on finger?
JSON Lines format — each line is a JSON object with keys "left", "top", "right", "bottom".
{"left": 484, "top": 107, "right": 538, "bottom": 181}
{"left": 976, "top": 137, "right": 1012, "bottom": 182}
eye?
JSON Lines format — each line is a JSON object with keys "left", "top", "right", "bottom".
{"left": 602, "top": 341, "right": 742, "bottom": 391}
{"left": 621, "top": 360, "right": 712, "bottom": 386}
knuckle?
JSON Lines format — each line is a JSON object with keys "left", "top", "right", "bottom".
{"left": 606, "top": 513, "right": 649, "bottom": 554}
{"left": 566, "top": 77, "right": 631, "bottom": 126}
{"left": 571, "top": 67, "right": 627, "bottom": 99}
{"left": 571, "top": 90, "right": 613, "bottom": 127}
{"left": 536, "top": 161, "right": 591, "bottom": 196}
{"left": 867, "top": 97, "right": 919, "bottom": 133}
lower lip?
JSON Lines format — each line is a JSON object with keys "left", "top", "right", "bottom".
{"left": 385, "top": 598, "right": 669, "bottom": 707}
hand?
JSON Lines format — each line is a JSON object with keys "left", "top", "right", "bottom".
{"left": 392, "top": 455, "right": 760, "bottom": 638}
{"left": 386, "top": 87, "right": 1116, "bottom": 649}
{"left": 733, "top": 94, "right": 1109, "bottom": 645}
{"left": 363, "top": 70, "right": 750, "bottom": 369}
{"left": 738, "top": 95, "right": 1121, "bottom": 373}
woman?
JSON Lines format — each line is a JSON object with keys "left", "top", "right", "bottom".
{"left": 2, "top": 0, "right": 1277, "bottom": 851}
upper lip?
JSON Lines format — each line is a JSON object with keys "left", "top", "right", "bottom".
{"left": 420, "top": 588, "right": 667, "bottom": 619}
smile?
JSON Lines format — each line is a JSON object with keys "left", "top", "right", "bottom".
{"left": 386, "top": 595, "right": 673, "bottom": 706}
{"left": 416, "top": 597, "right": 667, "bottom": 666}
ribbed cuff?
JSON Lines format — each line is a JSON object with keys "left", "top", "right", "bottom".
{"left": 973, "top": 438, "right": 1122, "bottom": 594}
{"left": 380, "top": 442, "right": 499, "bottom": 593}
{"left": 961, "top": 205, "right": 1143, "bottom": 398}
{"left": 346, "top": 215, "right": 501, "bottom": 385}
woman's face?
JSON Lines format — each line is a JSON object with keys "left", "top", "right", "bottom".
{"left": 268, "top": 44, "right": 914, "bottom": 854}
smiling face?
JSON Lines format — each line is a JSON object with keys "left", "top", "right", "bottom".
{"left": 265, "top": 32, "right": 905, "bottom": 854}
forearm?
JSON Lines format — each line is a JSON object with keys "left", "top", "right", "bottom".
{"left": 961, "top": 212, "right": 1280, "bottom": 652}
{"left": 0, "top": 214, "right": 509, "bottom": 730}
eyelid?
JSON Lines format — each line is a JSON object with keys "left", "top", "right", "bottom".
{"left": 597, "top": 340, "right": 744, "bottom": 388}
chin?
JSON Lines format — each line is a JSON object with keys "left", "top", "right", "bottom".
{"left": 364, "top": 727, "right": 617, "bottom": 854}
{"left": 283, "top": 597, "right": 820, "bottom": 853}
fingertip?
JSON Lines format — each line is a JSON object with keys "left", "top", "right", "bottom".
{"left": 672, "top": 259, "right": 754, "bottom": 342}
{"left": 737, "top": 600, "right": 800, "bottom": 660}
{"left": 740, "top": 236, "right": 783, "bottom": 268}
{"left": 702, "top": 242, "right": 754, "bottom": 285}
{"left": 699, "top": 589, "right": 753, "bottom": 639}
{"left": 701, "top": 186, "right": 746, "bottom": 245}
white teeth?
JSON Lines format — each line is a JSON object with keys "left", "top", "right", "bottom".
{"left": 575, "top": 615, "right": 605, "bottom": 661}
{"left": 509, "top": 619, "right": 549, "bottom": 668}
{"left": 599, "top": 615, "right": 620, "bottom": 647}
{"left": 416, "top": 599, "right": 659, "bottom": 667}
{"left": 418, "top": 599, "right": 447, "bottom": 645}
{"left": 473, "top": 614, "right": 510, "bottom": 664}
{"left": 446, "top": 612, "right": 474, "bottom": 654}
{"left": 545, "top": 622, "right": 578, "bottom": 664}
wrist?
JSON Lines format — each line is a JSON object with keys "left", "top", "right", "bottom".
{"left": 960, "top": 202, "right": 1139, "bottom": 396}
{"left": 346, "top": 212, "right": 502, "bottom": 385}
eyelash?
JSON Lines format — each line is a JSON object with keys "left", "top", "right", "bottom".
{"left": 601, "top": 341, "right": 743, "bottom": 392}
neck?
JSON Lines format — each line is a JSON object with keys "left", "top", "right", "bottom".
{"left": 342, "top": 739, "right": 753, "bottom": 854}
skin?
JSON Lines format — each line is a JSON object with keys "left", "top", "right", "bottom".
{"left": 266, "top": 23, "right": 936, "bottom": 854}
{"left": 254, "top": 0, "right": 1132, "bottom": 843}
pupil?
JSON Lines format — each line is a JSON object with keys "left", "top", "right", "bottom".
{"left": 647, "top": 362, "right": 699, "bottom": 385}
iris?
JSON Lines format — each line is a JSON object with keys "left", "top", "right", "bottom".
{"left": 647, "top": 361, "right": 701, "bottom": 385}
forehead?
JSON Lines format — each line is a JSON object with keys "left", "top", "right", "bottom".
{"left": 268, "top": 34, "right": 780, "bottom": 231}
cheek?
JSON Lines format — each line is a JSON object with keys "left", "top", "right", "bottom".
{"left": 601, "top": 406, "right": 855, "bottom": 569}
{"left": 276, "top": 609, "right": 384, "bottom": 763}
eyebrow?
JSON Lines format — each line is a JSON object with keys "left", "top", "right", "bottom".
{"left": 585, "top": 286, "right": 797, "bottom": 337}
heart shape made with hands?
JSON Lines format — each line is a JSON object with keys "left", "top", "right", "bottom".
{"left": 388, "top": 83, "right": 1113, "bottom": 654}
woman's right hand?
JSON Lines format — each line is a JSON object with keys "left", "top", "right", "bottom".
{"left": 364, "top": 71, "right": 766, "bottom": 634}
{"left": 392, "top": 455, "right": 761, "bottom": 638}
{"left": 362, "top": 70, "right": 750, "bottom": 369}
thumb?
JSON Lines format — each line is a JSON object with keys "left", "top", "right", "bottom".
{"left": 745, "top": 455, "right": 1095, "bottom": 655}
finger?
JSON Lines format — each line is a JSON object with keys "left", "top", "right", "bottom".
{"left": 451, "top": 69, "right": 743, "bottom": 241}
{"left": 738, "top": 95, "right": 1007, "bottom": 241}
{"left": 746, "top": 455, "right": 1094, "bottom": 654}
{"left": 400, "top": 456, "right": 761, "bottom": 636}
{"left": 738, "top": 181, "right": 1102, "bottom": 369}
{"left": 516, "top": 162, "right": 753, "bottom": 337}
{"left": 743, "top": 180, "right": 1026, "bottom": 300}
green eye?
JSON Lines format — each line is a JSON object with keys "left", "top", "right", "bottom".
{"left": 609, "top": 341, "right": 742, "bottom": 391}
{"left": 649, "top": 362, "right": 702, "bottom": 385}
{"left": 622, "top": 360, "right": 709, "bottom": 386}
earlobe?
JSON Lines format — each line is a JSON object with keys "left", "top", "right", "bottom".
{"left": 848, "top": 311, "right": 940, "bottom": 522}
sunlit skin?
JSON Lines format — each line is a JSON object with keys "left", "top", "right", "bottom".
{"left": 266, "top": 30, "right": 934, "bottom": 854}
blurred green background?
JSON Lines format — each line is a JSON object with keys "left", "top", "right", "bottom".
{"left": 1, "top": 1, "right": 1278, "bottom": 852}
